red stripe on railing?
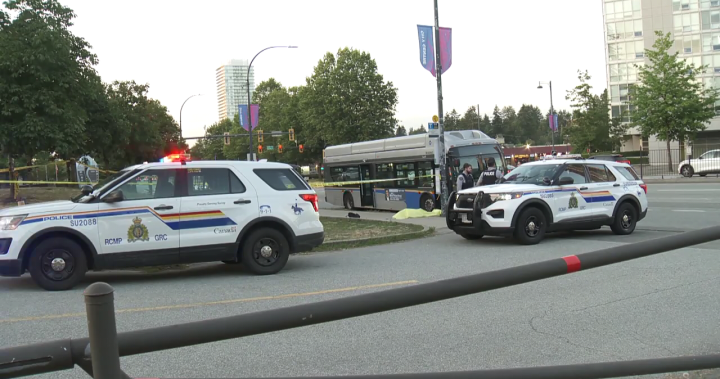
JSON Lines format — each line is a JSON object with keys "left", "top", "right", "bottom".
{"left": 562, "top": 255, "right": 581, "bottom": 273}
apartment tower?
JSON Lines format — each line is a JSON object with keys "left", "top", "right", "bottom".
{"left": 216, "top": 59, "right": 255, "bottom": 122}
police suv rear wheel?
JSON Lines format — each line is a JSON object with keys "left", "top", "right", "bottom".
{"left": 514, "top": 207, "right": 546, "bottom": 245}
{"left": 240, "top": 228, "right": 290, "bottom": 275}
{"left": 28, "top": 237, "right": 88, "bottom": 291}
{"left": 611, "top": 202, "right": 637, "bottom": 235}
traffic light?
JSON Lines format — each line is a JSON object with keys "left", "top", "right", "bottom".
{"left": 278, "top": 144, "right": 283, "bottom": 153}
{"left": 257, "top": 130, "right": 263, "bottom": 143}
{"left": 288, "top": 128, "right": 295, "bottom": 141}
{"left": 299, "top": 144, "right": 304, "bottom": 153}
{"left": 258, "top": 145, "right": 263, "bottom": 154}
{"left": 223, "top": 132, "right": 230, "bottom": 145}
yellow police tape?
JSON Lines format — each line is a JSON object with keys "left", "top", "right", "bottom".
{"left": 0, "top": 162, "right": 118, "bottom": 174}
{"left": 0, "top": 180, "right": 152, "bottom": 186}
{"left": 308, "top": 174, "right": 439, "bottom": 188}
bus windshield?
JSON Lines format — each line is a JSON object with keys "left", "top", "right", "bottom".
{"left": 449, "top": 144, "right": 506, "bottom": 182}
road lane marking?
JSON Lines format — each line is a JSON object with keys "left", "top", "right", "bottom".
{"left": 0, "top": 280, "right": 419, "bottom": 324}
{"left": 672, "top": 210, "right": 706, "bottom": 212}
{"left": 656, "top": 189, "right": 720, "bottom": 192}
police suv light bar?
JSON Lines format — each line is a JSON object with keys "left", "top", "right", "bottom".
{"left": 160, "top": 153, "right": 191, "bottom": 163}
{"left": 542, "top": 153, "right": 583, "bottom": 161}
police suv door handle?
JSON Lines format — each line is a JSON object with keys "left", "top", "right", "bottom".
{"left": 154, "top": 205, "right": 174, "bottom": 210}
{"left": 234, "top": 199, "right": 251, "bottom": 205}
{"left": 613, "top": 183, "right": 621, "bottom": 187}
{"left": 579, "top": 186, "right": 588, "bottom": 190}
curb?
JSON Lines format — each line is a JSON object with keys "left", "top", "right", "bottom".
{"left": 317, "top": 217, "right": 435, "bottom": 249}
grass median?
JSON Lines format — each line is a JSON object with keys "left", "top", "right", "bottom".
{"left": 0, "top": 186, "right": 79, "bottom": 207}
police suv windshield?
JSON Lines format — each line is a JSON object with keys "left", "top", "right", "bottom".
{"left": 501, "top": 163, "right": 561, "bottom": 186}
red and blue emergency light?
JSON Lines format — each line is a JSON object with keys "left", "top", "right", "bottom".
{"left": 160, "top": 153, "right": 191, "bottom": 163}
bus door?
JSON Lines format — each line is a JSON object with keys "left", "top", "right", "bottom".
{"left": 359, "top": 164, "right": 375, "bottom": 207}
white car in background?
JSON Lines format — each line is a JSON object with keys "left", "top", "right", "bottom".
{"left": 678, "top": 149, "right": 720, "bottom": 177}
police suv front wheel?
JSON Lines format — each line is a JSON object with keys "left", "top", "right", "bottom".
{"left": 514, "top": 207, "right": 547, "bottom": 245}
{"left": 610, "top": 202, "right": 637, "bottom": 235}
{"left": 28, "top": 237, "right": 88, "bottom": 291}
{"left": 240, "top": 228, "right": 290, "bottom": 275}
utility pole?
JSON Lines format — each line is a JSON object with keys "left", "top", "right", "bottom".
{"left": 433, "top": 0, "right": 448, "bottom": 215}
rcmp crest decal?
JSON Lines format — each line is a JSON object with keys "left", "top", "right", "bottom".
{"left": 568, "top": 192, "right": 579, "bottom": 209}
{"left": 127, "top": 217, "right": 150, "bottom": 242}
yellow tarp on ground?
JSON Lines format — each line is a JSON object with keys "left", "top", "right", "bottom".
{"left": 392, "top": 208, "right": 442, "bottom": 219}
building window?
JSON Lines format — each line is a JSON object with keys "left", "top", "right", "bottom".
{"left": 702, "top": 54, "right": 720, "bottom": 70}
{"left": 702, "top": 32, "right": 720, "bottom": 51}
{"left": 607, "top": 19, "right": 643, "bottom": 40}
{"left": 611, "top": 104, "right": 635, "bottom": 123}
{"left": 674, "top": 12, "right": 701, "bottom": 33}
{"left": 611, "top": 84, "right": 635, "bottom": 103}
{"left": 608, "top": 40, "right": 645, "bottom": 61}
{"left": 701, "top": 9, "right": 720, "bottom": 29}
{"left": 674, "top": 0, "right": 699, "bottom": 11}
{"left": 609, "top": 62, "right": 643, "bottom": 82}
{"left": 701, "top": 0, "right": 720, "bottom": 9}
{"left": 606, "top": 0, "right": 641, "bottom": 20}
{"left": 676, "top": 34, "right": 702, "bottom": 53}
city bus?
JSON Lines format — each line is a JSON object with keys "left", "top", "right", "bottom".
{"left": 322, "top": 130, "right": 507, "bottom": 212}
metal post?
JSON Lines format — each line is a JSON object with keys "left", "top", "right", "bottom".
{"left": 179, "top": 94, "right": 200, "bottom": 140}
{"left": 549, "top": 81, "right": 555, "bottom": 154}
{"left": 245, "top": 46, "right": 297, "bottom": 162}
{"left": 84, "top": 282, "right": 122, "bottom": 379}
{"left": 433, "top": 0, "right": 448, "bottom": 215}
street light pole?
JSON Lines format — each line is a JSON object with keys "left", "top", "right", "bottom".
{"left": 537, "top": 81, "right": 555, "bottom": 154}
{"left": 179, "top": 94, "right": 201, "bottom": 139}
{"left": 246, "top": 45, "right": 298, "bottom": 161}
{"left": 433, "top": 0, "right": 449, "bottom": 216}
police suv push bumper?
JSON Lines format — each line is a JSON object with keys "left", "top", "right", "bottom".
{"left": 446, "top": 191, "right": 514, "bottom": 237}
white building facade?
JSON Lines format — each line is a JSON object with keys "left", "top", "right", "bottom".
{"left": 603, "top": 0, "right": 720, "bottom": 155}
{"left": 216, "top": 59, "right": 255, "bottom": 122}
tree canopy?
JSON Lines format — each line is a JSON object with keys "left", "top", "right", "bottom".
{"left": 0, "top": 0, "right": 185, "bottom": 171}
{"left": 630, "top": 31, "right": 719, "bottom": 169}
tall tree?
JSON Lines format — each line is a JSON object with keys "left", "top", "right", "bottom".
{"left": 444, "top": 109, "right": 461, "bottom": 130}
{"left": 490, "top": 106, "right": 503, "bottom": 138}
{"left": 631, "top": 31, "right": 719, "bottom": 170}
{"left": 409, "top": 125, "right": 427, "bottom": 135}
{"left": 395, "top": 125, "right": 407, "bottom": 136}
{"left": 515, "top": 104, "right": 544, "bottom": 145}
{"left": 0, "top": 0, "right": 99, "bottom": 159}
{"left": 479, "top": 114, "right": 492, "bottom": 136}
{"left": 299, "top": 48, "right": 398, "bottom": 151}
{"left": 565, "top": 70, "right": 615, "bottom": 153}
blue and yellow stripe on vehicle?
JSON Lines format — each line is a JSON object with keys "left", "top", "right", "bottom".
{"left": 20, "top": 206, "right": 236, "bottom": 230}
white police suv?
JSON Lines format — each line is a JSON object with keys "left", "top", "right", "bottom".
{"left": 446, "top": 155, "right": 648, "bottom": 245}
{"left": 0, "top": 155, "right": 324, "bottom": 291}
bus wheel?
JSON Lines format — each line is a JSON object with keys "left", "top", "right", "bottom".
{"left": 420, "top": 194, "right": 434, "bottom": 212}
{"left": 343, "top": 192, "right": 354, "bottom": 209}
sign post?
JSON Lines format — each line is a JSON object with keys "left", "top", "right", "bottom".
{"left": 433, "top": 0, "right": 448, "bottom": 216}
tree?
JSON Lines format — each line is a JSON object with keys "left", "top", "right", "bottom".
{"left": 409, "top": 125, "right": 427, "bottom": 135}
{"left": 631, "top": 31, "right": 719, "bottom": 171}
{"left": 443, "top": 109, "right": 461, "bottom": 130}
{"left": 515, "top": 104, "right": 544, "bottom": 145}
{"left": 565, "top": 70, "right": 615, "bottom": 153}
{"left": 490, "top": 106, "right": 503, "bottom": 138}
{"left": 299, "top": 48, "right": 398, "bottom": 153}
{"left": 190, "top": 118, "right": 235, "bottom": 160}
{"left": 395, "top": 125, "right": 407, "bottom": 136}
{"left": 0, "top": 0, "right": 99, "bottom": 159}
{"left": 479, "top": 114, "right": 492, "bottom": 135}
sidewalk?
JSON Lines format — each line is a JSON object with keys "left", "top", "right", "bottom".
{"left": 641, "top": 175, "right": 720, "bottom": 183}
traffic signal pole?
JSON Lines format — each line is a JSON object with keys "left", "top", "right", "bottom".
{"left": 433, "top": 0, "right": 449, "bottom": 216}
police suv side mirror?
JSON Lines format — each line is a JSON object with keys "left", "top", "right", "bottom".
{"left": 103, "top": 190, "right": 124, "bottom": 203}
{"left": 558, "top": 177, "right": 574, "bottom": 185}
{"left": 80, "top": 184, "right": 93, "bottom": 196}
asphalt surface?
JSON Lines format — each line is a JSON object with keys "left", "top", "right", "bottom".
{"left": 1, "top": 182, "right": 719, "bottom": 379}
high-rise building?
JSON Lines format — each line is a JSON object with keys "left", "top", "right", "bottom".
{"left": 216, "top": 59, "right": 255, "bottom": 122}
{"left": 602, "top": 0, "right": 720, "bottom": 153}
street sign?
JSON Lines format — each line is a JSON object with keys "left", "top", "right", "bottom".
{"left": 271, "top": 131, "right": 282, "bottom": 137}
{"left": 428, "top": 122, "right": 439, "bottom": 137}
{"left": 432, "top": 115, "right": 439, "bottom": 123}
{"left": 267, "top": 145, "right": 275, "bottom": 151}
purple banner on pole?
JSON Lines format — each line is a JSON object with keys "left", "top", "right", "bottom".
{"left": 438, "top": 27, "right": 452, "bottom": 75}
{"left": 417, "top": 25, "right": 435, "bottom": 77}
{"left": 549, "top": 113, "right": 558, "bottom": 132}
{"left": 238, "top": 104, "right": 260, "bottom": 131}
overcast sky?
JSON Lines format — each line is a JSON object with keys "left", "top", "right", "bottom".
{"left": 61, "top": 0, "right": 607, "bottom": 146}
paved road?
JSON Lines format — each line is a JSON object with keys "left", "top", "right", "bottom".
{"left": 1, "top": 183, "right": 719, "bottom": 379}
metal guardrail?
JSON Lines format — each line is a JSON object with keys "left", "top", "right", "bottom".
{"left": 2, "top": 225, "right": 720, "bottom": 379}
